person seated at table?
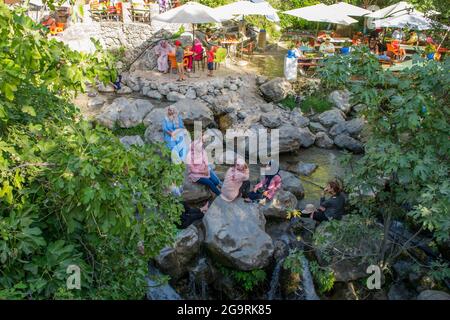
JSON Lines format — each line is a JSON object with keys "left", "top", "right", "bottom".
{"left": 205, "top": 29, "right": 219, "bottom": 46}
{"left": 243, "top": 160, "right": 282, "bottom": 204}
{"left": 406, "top": 31, "right": 418, "bottom": 45}
{"left": 174, "top": 40, "right": 186, "bottom": 81}
{"left": 319, "top": 36, "right": 335, "bottom": 57}
{"left": 177, "top": 201, "right": 209, "bottom": 229}
{"left": 221, "top": 158, "right": 250, "bottom": 202}
{"left": 186, "top": 135, "right": 222, "bottom": 196}
{"left": 303, "top": 179, "right": 346, "bottom": 223}
{"left": 206, "top": 45, "right": 215, "bottom": 77}
{"left": 163, "top": 106, "right": 188, "bottom": 162}
{"left": 391, "top": 40, "right": 406, "bottom": 61}
{"left": 192, "top": 38, "right": 205, "bottom": 66}
{"left": 369, "top": 37, "right": 391, "bottom": 62}
{"left": 154, "top": 40, "right": 172, "bottom": 73}
{"left": 317, "top": 31, "right": 327, "bottom": 42}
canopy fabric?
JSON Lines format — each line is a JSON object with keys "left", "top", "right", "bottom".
{"left": 214, "top": 1, "right": 277, "bottom": 17}
{"left": 283, "top": 3, "right": 358, "bottom": 25}
{"left": 153, "top": 1, "right": 230, "bottom": 24}
{"left": 251, "top": 0, "right": 280, "bottom": 22}
{"left": 365, "top": 1, "right": 417, "bottom": 19}
{"left": 328, "top": 2, "right": 371, "bottom": 17}
{"left": 374, "top": 12, "right": 449, "bottom": 30}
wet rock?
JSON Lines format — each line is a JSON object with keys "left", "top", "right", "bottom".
{"left": 155, "top": 225, "right": 201, "bottom": 280}
{"left": 260, "top": 190, "right": 298, "bottom": 219}
{"left": 329, "top": 118, "right": 365, "bottom": 137}
{"left": 318, "top": 109, "right": 346, "bottom": 127}
{"left": 259, "top": 77, "right": 292, "bottom": 102}
{"left": 315, "top": 132, "right": 334, "bottom": 149}
{"left": 96, "top": 97, "right": 154, "bottom": 129}
{"left": 277, "top": 124, "right": 303, "bottom": 153}
{"left": 417, "top": 290, "right": 450, "bottom": 300}
{"left": 119, "top": 135, "right": 144, "bottom": 149}
{"left": 147, "top": 263, "right": 181, "bottom": 300}
{"left": 203, "top": 197, "right": 274, "bottom": 270}
{"left": 261, "top": 112, "right": 282, "bottom": 128}
{"left": 334, "top": 134, "right": 364, "bottom": 153}
{"left": 279, "top": 170, "right": 305, "bottom": 198}
{"left": 296, "top": 163, "right": 317, "bottom": 176}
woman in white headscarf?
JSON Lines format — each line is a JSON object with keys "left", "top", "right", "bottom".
{"left": 154, "top": 40, "right": 172, "bottom": 73}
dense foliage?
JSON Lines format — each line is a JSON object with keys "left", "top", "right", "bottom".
{"left": 0, "top": 4, "right": 184, "bottom": 299}
{"left": 319, "top": 47, "right": 449, "bottom": 278}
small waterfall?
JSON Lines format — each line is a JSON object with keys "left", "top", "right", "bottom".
{"left": 147, "top": 263, "right": 181, "bottom": 300}
{"left": 300, "top": 256, "right": 320, "bottom": 300}
{"left": 267, "top": 258, "right": 285, "bottom": 300}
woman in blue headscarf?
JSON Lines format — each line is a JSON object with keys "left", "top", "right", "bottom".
{"left": 163, "top": 106, "right": 188, "bottom": 162}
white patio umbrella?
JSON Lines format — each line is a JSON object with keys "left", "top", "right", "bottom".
{"left": 365, "top": 1, "right": 417, "bottom": 19}
{"left": 283, "top": 3, "right": 358, "bottom": 26}
{"left": 214, "top": 0, "right": 278, "bottom": 17}
{"left": 328, "top": 2, "right": 372, "bottom": 17}
{"left": 153, "top": 2, "right": 231, "bottom": 45}
{"left": 374, "top": 12, "right": 449, "bottom": 30}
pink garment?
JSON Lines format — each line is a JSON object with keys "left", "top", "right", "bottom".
{"left": 192, "top": 42, "right": 204, "bottom": 61}
{"left": 186, "top": 139, "right": 210, "bottom": 182}
{"left": 155, "top": 40, "right": 172, "bottom": 72}
{"left": 254, "top": 175, "right": 282, "bottom": 200}
{"left": 220, "top": 166, "right": 249, "bottom": 202}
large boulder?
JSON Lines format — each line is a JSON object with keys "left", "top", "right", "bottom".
{"left": 171, "top": 99, "right": 214, "bottom": 127}
{"left": 334, "top": 134, "right": 364, "bottom": 153}
{"left": 417, "top": 290, "right": 450, "bottom": 300}
{"left": 279, "top": 170, "right": 305, "bottom": 198}
{"left": 318, "top": 109, "right": 346, "bottom": 127}
{"left": 329, "top": 90, "right": 352, "bottom": 114}
{"left": 203, "top": 197, "right": 274, "bottom": 270}
{"left": 96, "top": 98, "right": 154, "bottom": 129}
{"left": 277, "top": 124, "right": 303, "bottom": 153}
{"left": 259, "top": 77, "right": 292, "bottom": 102}
{"left": 143, "top": 108, "right": 166, "bottom": 144}
{"left": 155, "top": 225, "right": 201, "bottom": 280}
{"left": 260, "top": 190, "right": 298, "bottom": 219}
{"left": 167, "top": 91, "right": 186, "bottom": 102}
{"left": 182, "top": 172, "right": 211, "bottom": 203}
{"left": 290, "top": 110, "right": 310, "bottom": 128}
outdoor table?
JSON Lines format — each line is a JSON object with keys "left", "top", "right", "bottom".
{"left": 128, "top": 7, "right": 151, "bottom": 23}
{"left": 89, "top": 9, "right": 122, "bottom": 22}
{"left": 220, "top": 39, "right": 241, "bottom": 63}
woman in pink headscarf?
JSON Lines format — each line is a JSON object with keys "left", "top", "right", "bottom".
{"left": 192, "top": 39, "right": 204, "bottom": 67}
{"left": 154, "top": 40, "right": 173, "bottom": 73}
{"left": 220, "top": 158, "right": 250, "bottom": 202}
{"left": 186, "top": 135, "right": 222, "bottom": 196}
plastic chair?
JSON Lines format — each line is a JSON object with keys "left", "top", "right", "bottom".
{"left": 213, "top": 47, "right": 227, "bottom": 70}
{"left": 168, "top": 54, "right": 178, "bottom": 74}
{"left": 240, "top": 41, "right": 254, "bottom": 58}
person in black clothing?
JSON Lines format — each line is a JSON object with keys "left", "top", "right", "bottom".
{"left": 304, "top": 180, "right": 346, "bottom": 222}
{"left": 177, "top": 201, "right": 209, "bottom": 229}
